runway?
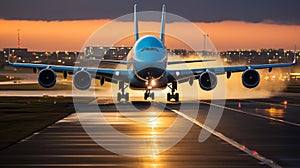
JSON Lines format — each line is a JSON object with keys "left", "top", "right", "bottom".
{"left": 0, "top": 93, "right": 299, "bottom": 168}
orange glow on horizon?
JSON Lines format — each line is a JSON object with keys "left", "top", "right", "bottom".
{"left": 0, "top": 19, "right": 110, "bottom": 51}
{"left": 0, "top": 19, "right": 300, "bottom": 51}
{"left": 197, "top": 21, "right": 300, "bottom": 51}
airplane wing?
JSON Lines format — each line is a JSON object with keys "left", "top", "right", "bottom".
{"left": 167, "top": 59, "right": 215, "bottom": 65}
{"left": 8, "top": 61, "right": 131, "bottom": 83}
{"left": 169, "top": 56, "right": 297, "bottom": 83}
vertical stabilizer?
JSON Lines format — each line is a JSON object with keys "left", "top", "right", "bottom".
{"left": 160, "top": 4, "right": 166, "bottom": 44}
{"left": 134, "top": 4, "right": 139, "bottom": 41}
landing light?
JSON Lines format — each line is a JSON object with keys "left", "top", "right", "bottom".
{"left": 283, "top": 101, "right": 288, "bottom": 105}
{"left": 151, "top": 80, "right": 156, "bottom": 86}
{"left": 115, "top": 71, "right": 120, "bottom": 76}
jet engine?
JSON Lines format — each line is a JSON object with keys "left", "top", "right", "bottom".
{"left": 73, "top": 70, "right": 92, "bottom": 90}
{"left": 38, "top": 68, "right": 56, "bottom": 88}
{"left": 242, "top": 69, "right": 260, "bottom": 88}
{"left": 198, "top": 71, "right": 217, "bottom": 91}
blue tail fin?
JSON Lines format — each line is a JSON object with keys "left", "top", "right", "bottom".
{"left": 160, "top": 4, "right": 166, "bottom": 44}
{"left": 134, "top": 4, "right": 139, "bottom": 42}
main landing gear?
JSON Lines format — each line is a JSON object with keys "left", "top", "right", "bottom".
{"left": 167, "top": 82, "right": 179, "bottom": 102}
{"left": 144, "top": 90, "right": 154, "bottom": 100}
{"left": 117, "top": 81, "right": 129, "bottom": 102}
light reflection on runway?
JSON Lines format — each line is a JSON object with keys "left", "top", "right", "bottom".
{"left": 264, "top": 107, "right": 284, "bottom": 118}
{"left": 0, "top": 100, "right": 266, "bottom": 167}
{"left": 0, "top": 94, "right": 300, "bottom": 167}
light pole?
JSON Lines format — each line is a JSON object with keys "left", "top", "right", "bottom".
{"left": 203, "top": 34, "right": 207, "bottom": 52}
{"left": 56, "top": 51, "right": 59, "bottom": 64}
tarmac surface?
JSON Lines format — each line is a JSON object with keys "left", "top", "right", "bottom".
{"left": 0, "top": 93, "right": 299, "bottom": 168}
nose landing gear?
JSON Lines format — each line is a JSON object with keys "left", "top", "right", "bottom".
{"left": 144, "top": 90, "right": 154, "bottom": 100}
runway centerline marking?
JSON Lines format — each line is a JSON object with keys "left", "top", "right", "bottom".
{"left": 159, "top": 103, "right": 282, "bottom": 168}
{"left": 200, "top": 100, "right": 300, "bottom": 127}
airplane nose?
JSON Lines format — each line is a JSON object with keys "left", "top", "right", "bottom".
{"left": 136, "top": 67, "right": 165, "bottom": 79}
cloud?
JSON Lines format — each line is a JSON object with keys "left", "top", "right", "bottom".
{"left": 1, "top": 19, "right": 300, "bottom": 51}
{"left": 0, "top": 0, "right": 300, "bottom": 25}
{"left": 262, "top": 19, "right": 300, "bottom": 26}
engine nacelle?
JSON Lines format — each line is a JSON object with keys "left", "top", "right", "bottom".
{"left": 73, "top": 70, "right": 92, "bottom": 90}
{"left": 242, "top": 69, "right": 260, "bottom": 88}
{"left": 38, "top": 68, "right": 56, "bottom": 88}
{"left": 198, "top": 71, "right": 217, "bottom": 91}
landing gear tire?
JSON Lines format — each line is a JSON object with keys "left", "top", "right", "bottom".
{"left": 175, "top": 93, "right": 179, "bottom": 102}
{"left": 117, "top": 92, "right": 129, "bottom": 102}
{"left": 167, "top": 93, "right": 171, "bottom": 101}
{"left": 117, "top": 93, "right": 121, "bottom": 102}
{"left": 150, "top": 92, "right": 154, "bottom": 100}
{"left": 125, "top": 93, "right": 129, "bottom": 101}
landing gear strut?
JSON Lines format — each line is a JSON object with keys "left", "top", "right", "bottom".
{"left": 117, "top": 81, "right": 129, "bottom": 102}
{"left": 167, "top": 82, "right": 179, "bottom": 102}
{"left": 144, "top": 90, "right": 154, "bottom": 100}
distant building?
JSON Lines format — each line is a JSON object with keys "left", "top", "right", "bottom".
{"left": 2, "top": 48, "right": 80, "bottom": 66}
{"left": 85, "top": 46, "right": 110, "bottom": 60}
{"left": 0, "top": 47, "right": 299, "bottom": 70}
{"left": 84, "top": 46, "right": 131, "bottom": 60}
{"left": 220, "top": 49, "right": 296, "bottom": 65}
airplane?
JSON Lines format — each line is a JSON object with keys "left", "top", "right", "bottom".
{"left": 8, "top": 4, "right": 297, "bottom": 102}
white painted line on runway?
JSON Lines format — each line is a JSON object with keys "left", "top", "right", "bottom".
{"left": 162, "top": 104, "right": 282, "bottom": 168}
{"left": 201, "top": 101, "right": 300, "bottom": 127}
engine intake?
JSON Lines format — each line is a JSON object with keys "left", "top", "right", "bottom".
{"left": 242, "top": 69, "right": 260, "bottom": 88}
{"left": 198, "top": 71, "right": 217, "bottom": 91}
{"left": 73, "top": 70, "right": 92, "bottom": 90}
{"left": 38, "top": 68, "right": 56, "bottom": 88}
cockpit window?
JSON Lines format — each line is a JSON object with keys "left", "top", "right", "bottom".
{"left": 135, "top": 36, "right": 164, "bottom": 51}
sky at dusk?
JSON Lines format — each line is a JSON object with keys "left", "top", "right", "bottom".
{"left": 0, "top": 0, "right": 300, "bottom": 51}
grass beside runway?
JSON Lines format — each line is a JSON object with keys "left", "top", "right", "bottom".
{"left": 0, "top": 96, "right": 94, "bottom": 150}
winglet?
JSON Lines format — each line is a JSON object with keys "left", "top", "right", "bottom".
{"left": 293, "top": 44, "right": 297, "bottom": 65}
{"left": 160, "top": 4, "right": 166, "bottom": 44}
{"left": 134, "top": 4, "right": 139, "bottom": 42}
